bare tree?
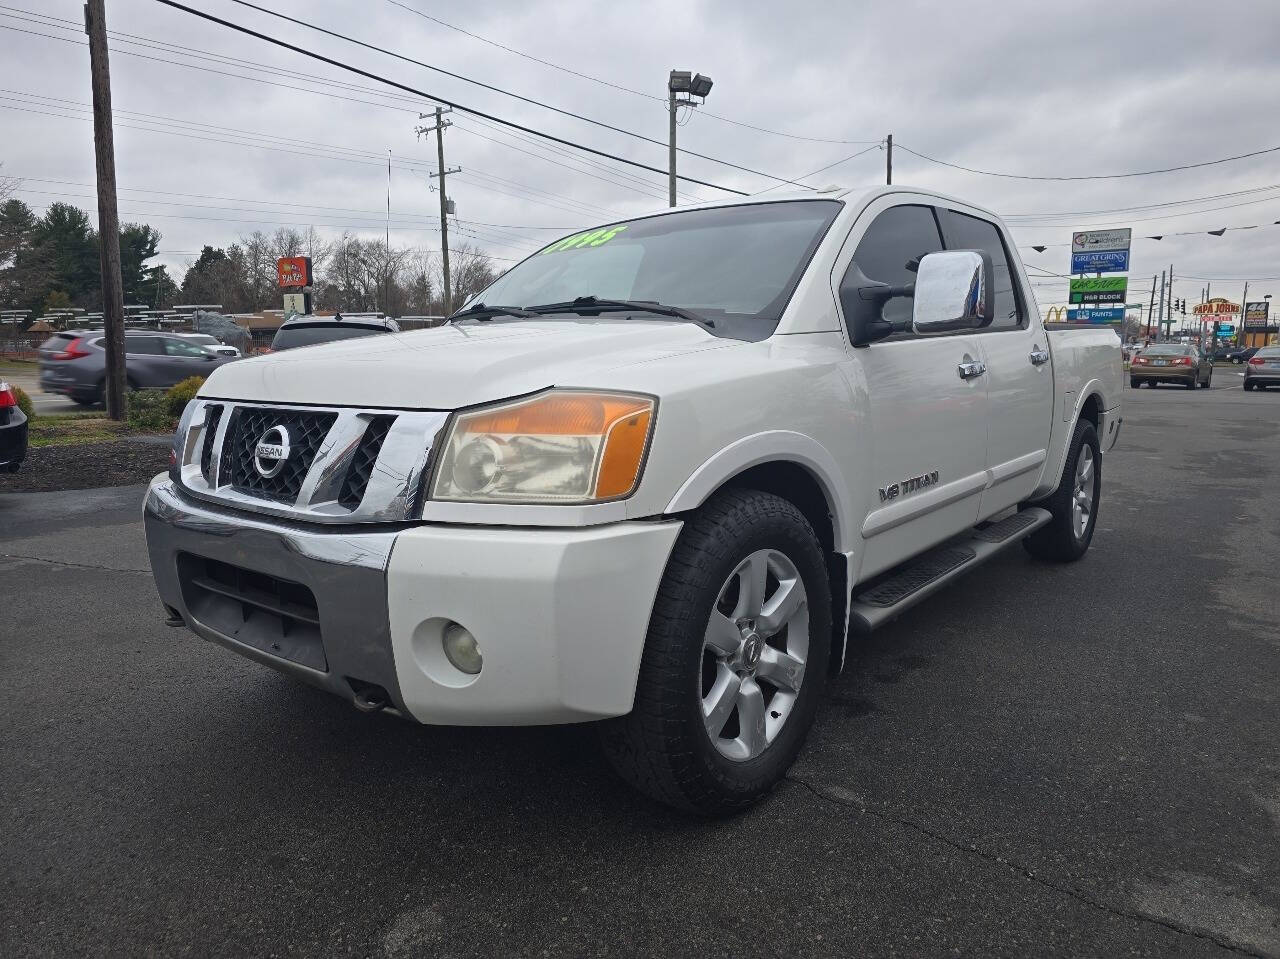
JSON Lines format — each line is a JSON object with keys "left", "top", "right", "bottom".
{"left": 0, "top": 163, "right": 16, "bottom": 204}
{"left": 446, "top": 242, "right": 498, "bottom": 309}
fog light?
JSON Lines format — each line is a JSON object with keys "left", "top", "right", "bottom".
{"left": 442, "top": 622, "right": 483, "bottom": 674}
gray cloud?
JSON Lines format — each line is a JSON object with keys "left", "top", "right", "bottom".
{"left": 2, "top": 0, "right": 1277, "bottom": 311}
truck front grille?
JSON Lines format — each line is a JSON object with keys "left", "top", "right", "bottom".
{"left": 200, "top": 404, "right": 223, "bottom": 483}
{"left": 176, "top": 401, "right": 448, "bottom": 524}
{"left": 224, "top": 407, "right": 337, "bottom": 504}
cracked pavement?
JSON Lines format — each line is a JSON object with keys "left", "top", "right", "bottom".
{"left": 1, "top": 385, "right": 1278, "bottom": 957}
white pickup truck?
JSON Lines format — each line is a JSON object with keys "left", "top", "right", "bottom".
{"left": 145, "top": 187, "right": 1122, "bottom": 813}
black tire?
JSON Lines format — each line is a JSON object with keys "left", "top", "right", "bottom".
{"left": 1184, "top": 377, "right": 1196, "bottom": 391}
{"left": 600, "top": 489, "right": 832, "bottom": 815}
{"left": 1244, "top": 381, "right": 1254, "bottom": 391}
{"left": 1130, "top": 378, "right": 1139, "bottom": 389}
{"left": 1023, "top": 418, "right": 1101, "bottom": 563}
{"left": 72, "top": 395, "right": 97, "bottom": 407}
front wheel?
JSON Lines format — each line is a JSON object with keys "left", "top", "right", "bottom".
{"left": 1023, "top": 418, "right": 1101, "bottom": 563}
{"left": 600, "top": 489, "right": 832, "bottom": 814}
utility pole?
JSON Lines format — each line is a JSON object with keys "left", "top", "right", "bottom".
{"left": 85, "top": 0, "right": 126, "bottom": 421}
{"left": 886, "top": 134, "right": 893, "bottom": 185}
{"left": 1157, "top": 269, "right": 1166, "bottom": 341}
{"left": 1239, "top": 281, "right": 1249, "bottom": 348}
{"left": 416, "top": 108, "right": 459, "bottom": 313}
{"left": 1146, "top": 274, "right": 1157, "bottom": 343}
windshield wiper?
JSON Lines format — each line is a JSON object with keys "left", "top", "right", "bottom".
{"left": 526, "top": 296, "right": 714, "bottom": 328}
{"left": 448, "top": 302, "right": 539, "bottom": 322}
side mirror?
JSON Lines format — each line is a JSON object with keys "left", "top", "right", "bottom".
{"left": 911, "top": 250, "right": 995, "bottom": 335}
{"left": 839, "top": 262, "right": 902, "bottom": 347}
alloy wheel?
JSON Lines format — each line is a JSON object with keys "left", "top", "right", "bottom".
{"left": 701, "top": 549, "right": 809, "bottom": 762}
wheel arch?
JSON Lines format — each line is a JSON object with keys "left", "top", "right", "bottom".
{"left": 664, "top": 433, "right": 854, "bottom": 676}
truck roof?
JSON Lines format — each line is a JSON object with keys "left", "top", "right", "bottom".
{"left": 613, "top": 184, "right": 1008, "bottom": 230}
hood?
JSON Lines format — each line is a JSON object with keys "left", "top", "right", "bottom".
{"left": 200, "top": 318, "right": 734, "bottom": 409}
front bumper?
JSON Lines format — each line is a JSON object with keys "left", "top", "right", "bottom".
{"left": 143, "top": 477, "right": 682, "bottom": 725}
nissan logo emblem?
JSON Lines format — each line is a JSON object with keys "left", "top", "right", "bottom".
{"left": 253, "top": 425, "right": 291, "bottom": 479}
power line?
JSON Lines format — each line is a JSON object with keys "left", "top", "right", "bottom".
{"left": 0, "top": 97, "right": 618, "bottom": 224}
{"left": 145, "top": 0, "right": 748, "bottom": 194}
{"left": 219, "top": 0, "right": 814, "bottom": 189}
{"left": 896, "top": 141, "right": 1280, "bottom": 181}
{"left": 1003, "top": 183, "right": 1280, "bottom": 219}
{"left": 379, "top": 0, "right": 881, "bottom": 147}
{"left": 755, "top": 142, "right": 884, "bottom": 195}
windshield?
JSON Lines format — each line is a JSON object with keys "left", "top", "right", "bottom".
{"left": 1143, "top": 344, "right": 1192, "bottom": 356}
{"left": 470, "top": 200, "right": 843, "bottom": 340}
{"left": 271, "top": 324, "right": 389, "bottom": 350}
{"left": 1256, "top": 347, "right": 1280, "bottom": 358}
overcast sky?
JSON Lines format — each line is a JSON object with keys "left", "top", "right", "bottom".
{"left": 2, "top": 0, "right": 1278, "bottom": 318}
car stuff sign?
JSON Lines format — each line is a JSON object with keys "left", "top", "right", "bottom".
{"left": 1069, "top": 276, "right": 1128, "bottom": 304}
{"left": 276, "top": 256, "right": 312, "bottom": 289}
{"left": 1070, "top": 228, "right": 1131, "bottom": 274}
{"left": 1068, "top": 307, "right": 1125, "bottom": 324}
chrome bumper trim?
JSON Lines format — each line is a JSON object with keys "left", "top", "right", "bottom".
{"left": 144, "top": 477, "right": 409, "bottom": 713}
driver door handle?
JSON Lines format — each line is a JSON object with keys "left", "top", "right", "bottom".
{"left": 957, "top": 360, "right": 986, "bottom": 380}
{"left": 1029, "top": 347, "right": 1050, "bottom": 366}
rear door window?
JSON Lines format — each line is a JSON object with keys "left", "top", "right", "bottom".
{"left": 124, "top": 336, "right": 164, "bottom": 355}
{"left": 163, "top": 337, "right": 212, "bottom": 358}
{"left": 938, "top": 209, "right": 1024, "bottom": 330}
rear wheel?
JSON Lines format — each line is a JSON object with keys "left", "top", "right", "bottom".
{"left": 1244, "top": 381, "right": 1254, "bottom": 391}
{"left": 1184, "top": 377, "right": 1196, "bottom": 390}
{"left": 600, "top": 489, "right": 832, "bottom": 814}
{"left": 1023, "top": 418, "right": 1101, "bottom": 563}
{"left": 1130, "top": 378, "right": 1139, "bottom": 389}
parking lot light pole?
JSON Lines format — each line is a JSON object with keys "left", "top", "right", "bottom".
{"left": 667, "top": 70, "right": 713, "bottom": 207}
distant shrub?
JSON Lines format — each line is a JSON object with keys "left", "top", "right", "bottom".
{"left": 126, "top": 389, "right": 175, "bottom": 433}
{"left": 11, "top": 385, "right": 34, "bottom": 419}
{"left": 166, "top": 376, "right": 206, "bottom": 417}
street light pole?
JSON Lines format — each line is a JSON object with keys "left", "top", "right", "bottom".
{"left": 668, "top": 86, "right": 677, "bottom": 208}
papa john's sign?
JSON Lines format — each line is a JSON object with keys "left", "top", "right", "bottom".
{"left": 277, "top": 256, "right": 313, "bottom": 289}
{"left": 1192, "top": 297, "right": 1240, "bottom": 316}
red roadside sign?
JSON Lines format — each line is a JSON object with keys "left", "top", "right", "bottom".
{"left": 277, "top": 256, "right": 312, "bottom": 289}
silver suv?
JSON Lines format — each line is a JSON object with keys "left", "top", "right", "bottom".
{"left": 39, "top": 330, "right": 237, "bottom": 406}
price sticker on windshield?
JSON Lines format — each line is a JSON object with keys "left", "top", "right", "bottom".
{"left": 539, "top": 224, "right": 628, "bottom": 255}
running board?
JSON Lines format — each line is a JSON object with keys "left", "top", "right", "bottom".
{"left": 848, "top": 507, "right": 1052, "bottom": 633}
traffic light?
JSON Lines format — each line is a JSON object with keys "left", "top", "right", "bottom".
{"left": 1181, "top": 298, "right": 1187, "bottom": 315}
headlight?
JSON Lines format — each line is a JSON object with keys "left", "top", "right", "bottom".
{"left": 430, "top": 390, "right": 655, "bottom": 504}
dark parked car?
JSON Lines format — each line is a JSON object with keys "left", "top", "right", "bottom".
{"left": 269, "top": 314, "right": 400, "bottom": 352}
{"left": 1129, "top": 343, "right": 1213, "bottom": 389}
{"left": 1243, "top": 346, "right": 1280, "bottom": 390}
{"left": 1226, "top": 346, "right": 1258, "bottom": 365}
{"left": 38, "top": 330, "right": 236, "bottom": 406}
{"left": 0, "top": 379, "right": 28, "bottom": 473}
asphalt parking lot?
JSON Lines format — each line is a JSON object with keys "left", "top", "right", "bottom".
{"left": 2, "top": 384, "right": 1278, "bottom": 958}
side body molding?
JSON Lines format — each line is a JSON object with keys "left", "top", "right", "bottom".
{"left": 663, "top": 430, "right": 852, "bottom": 553}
